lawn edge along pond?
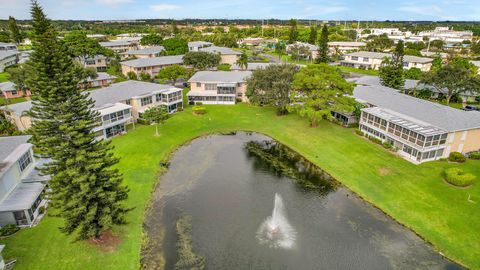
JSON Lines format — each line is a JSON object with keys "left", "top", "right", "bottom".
{"left": 1, "top": 104, "right": 479, "bottom": 270}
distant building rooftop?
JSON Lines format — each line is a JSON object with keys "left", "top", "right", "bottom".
{"left": 346, "top": 51, "right": 433, "bottom": 63}
{"left": 199, "top": 46, "right": 242, "bottom": 55}
{"left": 120, "top": 46, "right": 165, "bottom": 56}
{"left": 231, "top": 62, "right": 273, "bottom": 71}
{"left": 121, "top": 55, "right": 184, "bottom": 68}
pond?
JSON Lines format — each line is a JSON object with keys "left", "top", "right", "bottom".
{"left": 143, "top": 132, "right": 461, "bottom": 270}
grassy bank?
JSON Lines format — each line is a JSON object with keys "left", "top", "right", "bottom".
{"left": 2, "top": 104, "right": 479, "bottom": 269}
{"left": 0, "top": 72, "right": 10, "bottom": 83}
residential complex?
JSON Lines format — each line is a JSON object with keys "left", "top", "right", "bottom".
{"left": 0, "top": 135, "right": 49, "bottom": 227}
{"left": 187, "top": 71, "right": 251, "bottom": 104}
{"left": 341, "top": 51, "right": 433, "bottom": 71}
{"left": 79, "top": 72, "right": 116, "bottom": 89}
{"left": 0, "top": 42, "right": 17, "bottom": 51}
{"left": 354, "top": 84, "right": 480, "bottom": 163}
{"left": 76, "top": 55, "right": 109, "bottom": 72}
{"left": 188, "top": 41, "right": 213, "bottom": 52}
{"left": 1, "top": 81, "right": 183, "bottom": 139}
{"left": 120, "top": 55, "right": 184, "bottom": 77}
{"left": 286, "top": 41, "right": 319, "bottom": 60}
{"left": 230, "top": 62, "right": 273, "bottom": 71}
{"left": 357, "top": 27, "right": 473, "bottom": 44}
{"left": 328, "top": 41, "right": 366, "bottom": 54}
{"left": 99, "top": 40, "right": 138, "bottom": 53}
{"left": 120, "top": 46, "right": 165, "bottom": 59}
{"left": 0, "top": 82, "right": 31, "bottom": 99}
{"left": 198, "top": 46, "right": 242, "bottom": 65}
{"left": 0, "top": 51, "right": 18, "bottom": 72}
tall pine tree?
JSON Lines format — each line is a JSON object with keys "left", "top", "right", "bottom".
{"left": 8, "top": 16, "right": 23, "bottom": 44}
{"left": 28, "top": 1, "right": 129, "bottom": 240}
{"left": 308, "top": 25, "right": 317, "bottom": 45}
{"left": 288, "top": 19, "right": 298, "bottom": 44}
{"left": 379, "top": 40, "right": 405, "bottom": 91}
{"left": 316, "top": 24, "right": 329, "bottom": 63}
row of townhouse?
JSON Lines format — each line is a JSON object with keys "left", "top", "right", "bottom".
{"left": 76, "top": 55, "right": 109, "bottom": 72}
{"left": 286, "top": 41, "right": 367, "bottom": 60}
{"left": 99, "top": 40, "right": 139, "bottom": 53}
{"left": 0, "top": 42, "right": 17, "bottom": 51}
{"left": 1, "top": 81, "right": 183, "bottom": 139}
{"left": 356, "top": 27, "right": 473, "bottom": 44}
{"left": 187, "top": 71, "right": 252, "bottom": 104}
{"left": 1, "top": 73, "right": 116, "bottom": 100}
{"left": 0, "top": 135, "right": 49, "bottom": 227}
{"left": 119, "top": 44, "right": 242, "bottom": 77}
{"left": 340, "top": 51, "right": 433, "bottom": 71}
{"left": 120, "top": 46, "right": 165, "bottom": 59}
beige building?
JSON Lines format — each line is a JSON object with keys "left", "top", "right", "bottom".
{"left": 76, "top": 55, "right": 109, "bottom": 72}
{"left": 198, "top": 46, "right": 242, "bottom": 65}
{"left": 120, "top": 55, "right": 184, "bottom": 77}
{"left": 99, "top": 40, "right": 138, "bottom": 53}
{"left": 187, "top": 71, "right": 251, "bottom": 104}
{"left": 0, "top": 82, "right": 31, "bottom": 99}
{"left": 1, "top": 81, "right": 183, "bottom": 139}
{"left": 354, "top": 84, "right": 480, "bottom": 164}
{"left": 286, "top": 42, "right": 318, "bottom": 60}
{"left": 328, "top": 41, "right": 366, "bottom": 55}
{"left": 341, "top": 51, "right": 433, "bottom": 71}
{"left": 120, "top": 46, "right": 165, "bottom": 59}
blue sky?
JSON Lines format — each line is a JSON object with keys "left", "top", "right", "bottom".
{"left": 0, "top": 0, "right": 479, "bottom": 21}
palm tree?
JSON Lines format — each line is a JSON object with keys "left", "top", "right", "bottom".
{"left": 237, "top": 51, "right": 248, "bottom": 70}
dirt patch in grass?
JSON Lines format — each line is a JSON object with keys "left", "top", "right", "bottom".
{"left": 378, "top": 167, "right": 392, "bottom": 176}
{"left": 87, "top": 230, "right": 122, "bottom": 253}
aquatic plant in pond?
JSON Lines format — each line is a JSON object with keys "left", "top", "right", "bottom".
{"left": 175, "top": 215, "right": 205, "bottom": 270}
{"left": 256, "top": 193, "right": 297, "bottom": 249}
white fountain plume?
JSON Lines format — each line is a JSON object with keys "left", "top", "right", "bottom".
{"left": 257, "top": 193, "right": 297, "bottom": 249}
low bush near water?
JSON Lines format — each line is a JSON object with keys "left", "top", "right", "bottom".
{"left": 444, "top": 168, "right": 476, "bottom": 187}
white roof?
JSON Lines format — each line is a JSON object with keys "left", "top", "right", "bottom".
{"left": 328, "top": 41, "right": 366, "bottom": 47}
{"left": 0, "top": 81, "right": 15, "bottom": 92}
{"left": 121, "top": 55, "right": 184, "bottom": 68}
{"left": 188, "top": 71, "right": 251, "bottom": 83}
{"left": 0, "top": 182, "right": 45, "bottom": 212}
{"left": 199, "top": 46, "right": 242, "bottom": 55}
{"left": 120, "top": 46, "right": 165, "bottom": 56}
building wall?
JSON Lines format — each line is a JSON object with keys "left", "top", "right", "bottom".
{"left": 121, "top": 64, "right": 169, "bottom": 77}
{"left": 0, "top": 54, "right": 18, "bottom": 72}
{"left": 220, "top": 54, "right": 239, "bottom": 65}
{"left": 190, "top": 81, "right": 248, "bottom": 102}
{"left": 445, "top": 128, "right": 480, "bottom": 155}
{"left": 2, "top": 89, "right": 31, "bottom": 99}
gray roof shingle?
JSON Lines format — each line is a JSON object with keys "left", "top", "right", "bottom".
{"left": 121, "top": 55, "right": 184, "bottom": 68}
{"left": 199, "top": 46, "right": 242, "bottom": 55}
{"left": 188, "top": 71, "right": 252, "bottom": 83}
{"left": 0, "top": 135, "right": 31, "bottom": 162}
{"left": 120, "top": 46, "right": 165, "bottom": 55}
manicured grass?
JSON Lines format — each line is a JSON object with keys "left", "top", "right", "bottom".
{"left": 2, "top": 104, "right": 480, "bottom": 269}
{"left": 0, "top": 72, "right": 10, "bottom": 82}
{"left": 0, "top": 97, "right": 27, "bottom": 106}
{"left": 335, "top": 65, "right": 380, "bottom": 76}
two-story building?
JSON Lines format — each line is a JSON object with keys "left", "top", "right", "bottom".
{"left": 120, "top": 55, "right": 184, "bottom": 78}
{"left": 1, "top": 81, "right": 183, "bottom": 139}
{"left": 340, "top": 51, "right": 433, "bottom": 71}
{"left": 328, "top": 41, "right": 366, "bottom": 55}
{"left": 120, "top": 46, "right": 165, "bottom": 59}
{"left": 0, "top": 82, "right": 31, "bottom": 99}
{"left": 286, "top": 42, "right": 319, "bottom": 60}
{"left": 99, "top": 40, "right": 138, "bottom": 53}
{"left": 0, "top": 42, "right": 17, "bottom": 51}
{"left": 188, "top": 41, "right": 213, "bottom": 52}
{"left": 76, "top": 55, "right": 109, "bottom": 72}
{"left": 354, "top": 84, "right": 480, "bottom": 163}
{"left": 198, "top": 46, "right": 242, "bottom": 65}
{"left": 0, "top": 135, "right": 49, "bottom": 227}
{"left": 0, "top": 51, "right": 18, "bottom": 72}
{"left": 187, "top": 71, "right": 251, "bottom": 104}
{"left": 78, "top": 72, "right": 116, "bottom": 89}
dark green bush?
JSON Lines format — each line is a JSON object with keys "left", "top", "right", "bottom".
{"left": 468, "top": 152, "right": 480, "bottom": 160}
{"left": 444, "top": 168, "right": 476, "bottom": 187}
{"left": 382, "top": 141, "right": 393, "bottom": 149}
{"left": 192, "top": 106, "right": 206, "bottom": 115}
{"left": 368, "top": 136, "right": 382, "bottom": 145}
{"left": 0, "top": 224, "right": 20, "bottom": 236}
{"left": 39, "top": 206, "right": 46, "bottom": 214}
{"left": 449, "top": 152, "right": 466, "bottom": 163}
{"left": 136, "top": 118, "right": 151, "bottom": 125}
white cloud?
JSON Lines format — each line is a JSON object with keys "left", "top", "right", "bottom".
{"left": 150, "top": 4, "right": 180, "bottom": 12}
{"left": 95, "top": 0, "right": 133, "bottom": 6}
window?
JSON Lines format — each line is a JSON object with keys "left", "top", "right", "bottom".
{"left": 205, "top": 83, "right": 217, "bottom": 91}
{"left": 18, "top": 151, "right": 32, "bottom": 172}
{"left": 403, "top": 62, "right": 409, "bottom": 67}
{"left": 362, "top": 57, "right": 369, "bottom": 62}
{"left": 125, "top": 99, "right": 131, "bottom": 105}
{"left": 105, "top": 124, "right": 126, "bottom": 138}
{"left": 351, "top": 56, "right": 359, "bottom": 61}
{"left": 11, "top": 90, "right": 17, "bottom": 95}
{"left": 140, "top": 96, "right": 153, "bottom": 106}
{"left": 196, "top": 82, "right": 201, "bottom": 87}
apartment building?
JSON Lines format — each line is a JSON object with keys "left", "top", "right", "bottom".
{"left": 188, "top": 41, "right": 213, "bottom": 52}
{"left": 99, "top": 40, "right": 138, "bottom": 53}
{"left": 0, "top": 82, "right": 31, "bottom": 99}
{"left": 187, "top": 71, "right": 251, "bottom": 104}
{"left": 286, "top": 42, "right": 319, "bottom": 60}
{"left": 198, "top": 46, "right": 242, "bottom": 65}
{"left": 120, "top": 46, "right": 165, "bottom": 59}
{"left": 121, "top": 55, "right": 184, "bottom": 77}
{"left": 76, "top": 55, "right": 109, "bottom": 72}
{"left": 1, "top": 81, "right": 183, "bottom": 139}
{"left": 79, "top": 72, "right": 116, "bottom": 89}
{"left": 0, "top": 51, "right": 19, "bottom": 72}
{"left": 328, "top": 41, "right": 366, "bottom": 55}
{"left": 354, "top": 85, "right": 480, "bottom": 163}
{"left": 0, "top": 135, "right": 49, "bottom": 227}
{"left": 418, "top": 27, "right": 473, "bottom": 43}
{"left": 230, "top": 62, "right": 273, "bottom": 71}
{"left": 341, "top": 51, "right": 433, "bottom": 71}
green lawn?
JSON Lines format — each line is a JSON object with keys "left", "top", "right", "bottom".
{"left": 2, "top": 104, "right": 480, "bottom": 269}
{"left": 0, "top": 97, "right": 27, "bottom": 106}
{"left": 0, "top": 72, "right": 10, "bottom": 83}
{"left": 335, "top": 65, "right": 380, "bottom": 76}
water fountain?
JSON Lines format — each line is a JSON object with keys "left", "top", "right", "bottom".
{"left": 256, "top": 193, "right": 297, "bottom": 249}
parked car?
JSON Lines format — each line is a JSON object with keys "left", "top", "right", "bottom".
{"left": 463, "top": 105, "right": 480, "bottom": 111}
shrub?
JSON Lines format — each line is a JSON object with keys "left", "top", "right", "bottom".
{"left": 444, "top": 168, "right": 476, "bottom": 187}
{"left": 382, "top": 141, "right": 393, "bottom": 149}
{"left": 449, "top": 152, "right": 466, "bottom": 163}
{"left": 136, "top": 118, "right": 151, "bottom": 125}
{"left": 192, "top": 106, "right": 206, "bottom": 115}
{"left": 39, "top": 206, "right": 46, "bottom": 214}
{"left": 368, "top": 136, "right": 382, "bottom": 145}
{"left": 0, "top": 224, "right": 20, "bottom": 237}
{"left": 468, "top": 152, "right": 480, "bottom": 160}
{"left": 355, "top": 130, "right": 364, "bottom": 136}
